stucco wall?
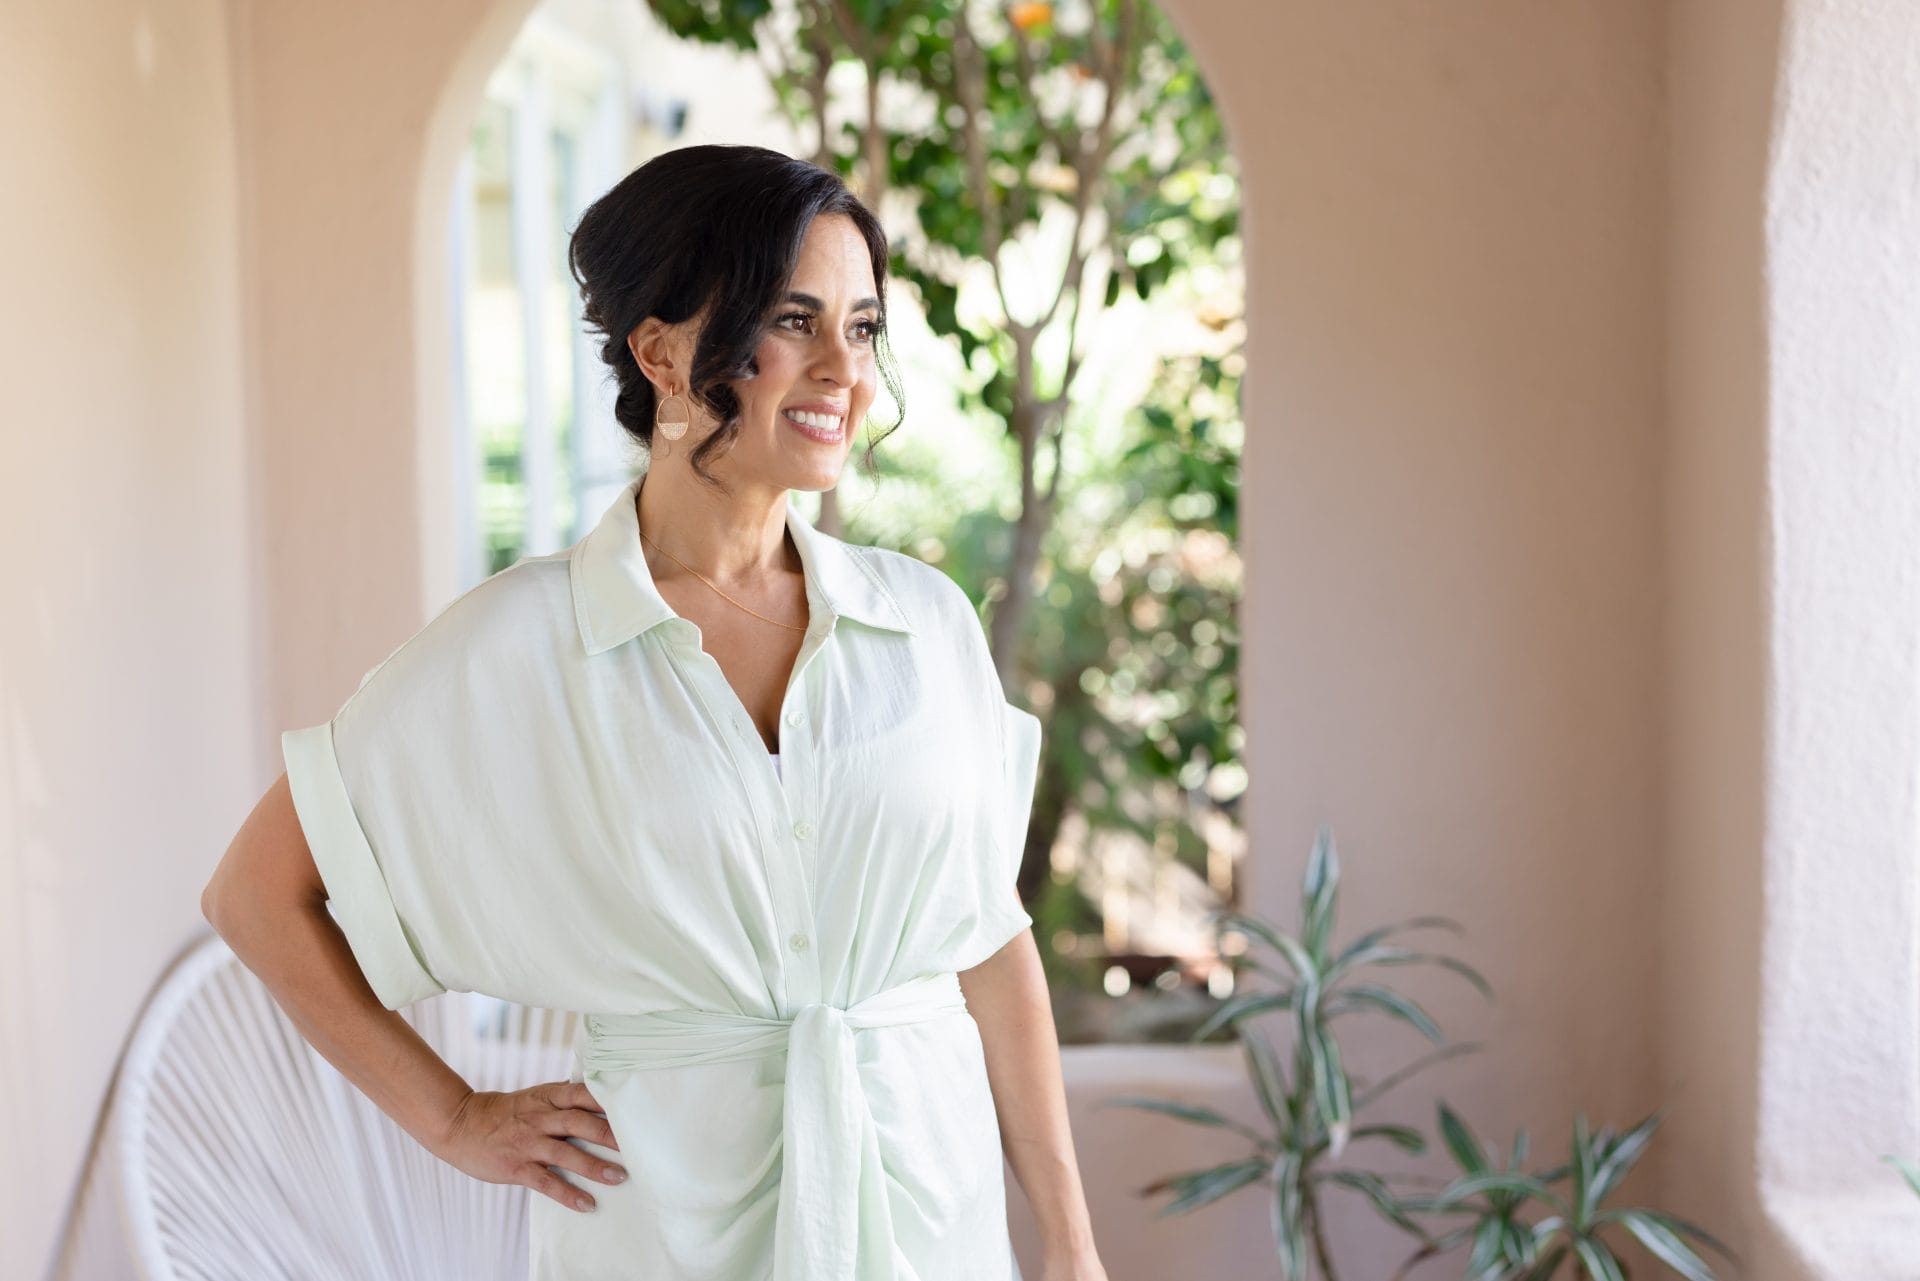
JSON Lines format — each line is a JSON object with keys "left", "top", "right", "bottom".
{"left": 1658, "top": 0, "right": 1782, "bottom": 1268}
{"left": 1222, "top": 3, "right": 1670, "bottom": 1274}
{"left": 0, "top": 2, "right": 250, "bottom": 1278}
{"left": 1752, "top": 1, "right": 1920, "bottom": 1273}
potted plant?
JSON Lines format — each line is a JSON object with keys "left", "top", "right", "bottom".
{"left": 1104, "top": 826, "right": 1737, "bottom": 1281}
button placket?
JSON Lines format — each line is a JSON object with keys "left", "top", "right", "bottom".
{"left": 779, "top": 673, "right": 820, "bottom": 935}
{"left": 667, "top": 625, "right": 824, "bottom": 1010}
{"left": 772, "top": 623, "right": 830, "bottom": 1008}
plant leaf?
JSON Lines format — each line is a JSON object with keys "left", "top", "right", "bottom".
{"left": 1216, "top": 911, "right": 1312, "bottom": 979}
{"left": 1144, "top": 1157, "right": 1267, "bottom": 1216}
{"left": 1566, "top": 1113, "right": 1597, "bottom": 1229}
{"left": 1512, "top": 1221, "right": 1543, "bottom": 1267}
{"left": 1302, "top": 824, "right": 1340, "bottom": 962}
{"left": 1327, "top": 983, "right": 1446, "bottom": 1043}
{"left": 1096, "top": 1094, "right": 1268, "bottom": 1146}
{"left": 1271, "top": 1152, "right": 1308, "bottom": 1280}
{"left": 1466, "top": 1214, "right": 1509, "bottom": 1276}
{"left": 1427, "top": 1223, "right": 1484, "bottom": 1253}
{"left": 1588, "top": 1109, "right": 1662, "bottom": 1205}
{"left": 1518, "top": 1242, "right": 1569, "bottom": 1281}
{"left": 1633, "top": 1209, "right": 1739, "bottom": 1263}
{"left": 1572, "top": 1238, "right": 1625, "bottom": 1281}
{"left": 1274, "top": 931, "right": 1322, "bottom": 987}
{"left": 1306, "top": 1024, "right": 1353, "bottom": 1158}
{"left": 1610, "top": 1210, "right": 1724, "bottom": 1280}
{"left": 1319, "top": 1168, "right": 1426, "bottom": 1236}
{"left": 1190, "top": 988, "right": 1296, "bottom": 1042}
{"left": 1334, "top": 914, "right": 1466, "bottom": 969}
{"left": 1436, "top": 1172, "right": 1566, "bottom": 1216}
{"left": 1438, "top": 1102, "right": 1490, "bottom": 1175}
{"left": 1349, "top": 1123, "right": 1427, "bottom": 1154}
{"left": 1238, "top": 1023, "right": 1293, "bottom": 1132}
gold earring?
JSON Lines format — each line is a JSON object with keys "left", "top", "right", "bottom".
{"left": 655, "top": 386, "right": 690, "bottom": 442}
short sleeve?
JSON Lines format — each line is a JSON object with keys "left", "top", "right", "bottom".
{"left": 282, "top": 710, "right": 449, "bottom": 1012}
{"left": 975, "top": 694, "right": 1040, "bottom": 953}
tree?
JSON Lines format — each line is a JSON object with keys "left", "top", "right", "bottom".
{"left": 648, "top": 0, "right": 1242, "bottom": 990}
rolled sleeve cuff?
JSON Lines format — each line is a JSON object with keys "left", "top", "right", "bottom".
{"left": 986, "top": 701, "right": 1042, "bottom": 949}
{"left": 282, "top": 722, "right": 447, "bottom": 1010}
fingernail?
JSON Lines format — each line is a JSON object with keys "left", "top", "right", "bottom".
{"left": 604, "top": 1166, "right": 626, "bottom": 1183}
{"left": 575, "top": 1195, "right": 594, "bottom": 1212}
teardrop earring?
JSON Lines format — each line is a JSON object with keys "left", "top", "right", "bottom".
{"left": 655, "top": 386, "right": 690, "bottom": 442}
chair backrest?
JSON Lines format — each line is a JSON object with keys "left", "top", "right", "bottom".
{"left": 113, "top": 930, "right": 578, "bottom": 1281}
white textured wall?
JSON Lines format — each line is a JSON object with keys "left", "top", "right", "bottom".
{"left": 1663, "top": 2, "right": 1920, "bottom": 1275}
{"left": 0, "top": 3, "right": 250, "bottom": 1279}
{"left": 1755, "top": 0, "right": 1920, "bottom": 1272}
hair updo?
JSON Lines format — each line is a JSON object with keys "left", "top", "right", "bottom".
{"left": 567, "top": 143, "right": 905, "bottom": 487}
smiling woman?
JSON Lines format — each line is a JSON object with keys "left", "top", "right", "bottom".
{"left": 201, "top": 141, "right": 1105, "bottom": 1281}
{"left": 567, "top": 142, "right": 907, "bottom": 489}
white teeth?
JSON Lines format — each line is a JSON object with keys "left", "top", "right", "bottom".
{"left": 784, "top": 410, "right": 844, "bottom": 432}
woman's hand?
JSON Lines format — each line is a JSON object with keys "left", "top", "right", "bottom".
{"left": 430, "top": 1082, "right": 627, "bottom": 1212}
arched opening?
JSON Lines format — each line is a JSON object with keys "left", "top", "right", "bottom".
{"left": 414, "top": 0, "right": 1251, "bottom": 1054}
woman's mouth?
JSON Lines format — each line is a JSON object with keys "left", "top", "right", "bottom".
{"left": 783, "top": 408, "right": 845, "bottom": 443}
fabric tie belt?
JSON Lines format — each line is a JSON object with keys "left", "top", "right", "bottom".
{"left": 578, "top": 969, "right": 970, "bottom": 1281}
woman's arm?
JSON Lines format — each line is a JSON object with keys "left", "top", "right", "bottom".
{"left": 200, "top": 773, "right": 625, "bottom": 1212}
{"left": 960, "top": 929, "right": 1106, "bottom": 1280}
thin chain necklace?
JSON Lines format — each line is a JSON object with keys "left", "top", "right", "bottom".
{"left": 638, "top": 524, "right": 809, "bottom": 632}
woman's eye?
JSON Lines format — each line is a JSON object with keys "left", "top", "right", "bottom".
{"left": 777, "top": 311, "right": 882, "bottom": 343}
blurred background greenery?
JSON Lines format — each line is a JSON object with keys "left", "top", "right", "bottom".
{"left": 458, "top": 0, "right": 1242, "bottom": 1042}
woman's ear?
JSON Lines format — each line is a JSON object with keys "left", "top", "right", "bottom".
{"left": 626, "top": 316, "right": 684, "bottom": 393}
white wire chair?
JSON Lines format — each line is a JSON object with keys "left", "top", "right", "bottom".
{"left": 111, "top": 930, "right": 578, "bottom": 1281}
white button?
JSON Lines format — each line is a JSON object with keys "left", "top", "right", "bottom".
{"left": 792, "top": 820, "right": 813, "bottom": 840}
{"left": 785, "top": 708, "right": 805, "bottom": 727}
{"left": 789, "top": 931, "right": 810, "bottom": 952}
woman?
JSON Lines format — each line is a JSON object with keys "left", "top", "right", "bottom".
{"left": 202, "top": 144, "right": 1107, "bottom": 1281}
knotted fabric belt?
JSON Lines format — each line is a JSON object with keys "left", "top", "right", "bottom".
{"left": 578, "top": 969, "right": 970, "bottom": 1281}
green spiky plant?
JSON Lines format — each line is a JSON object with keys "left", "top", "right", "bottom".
{"left": 1100, "top": 825, "right": 1493, "bottom": 1279}
{"left": 1106, "top": 825, "right": 1735, "bottom": 1281}
{"left": 1395, "top": 1106, "right": 1737, "bottom": 1280}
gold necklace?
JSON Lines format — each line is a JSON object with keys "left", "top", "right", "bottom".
{"left": 638, "top": 526, "right": 809, "bottom": 632}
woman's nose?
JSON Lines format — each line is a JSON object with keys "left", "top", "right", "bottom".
{"left": 812, "top": 333, "right": 857, "bottom": 384}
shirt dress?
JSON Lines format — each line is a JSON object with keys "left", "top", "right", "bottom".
{"left": 280, "top": 462, "right": 1040, "bottom": 1281}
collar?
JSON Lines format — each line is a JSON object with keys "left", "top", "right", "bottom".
{"left": 569, "top": 464, "right": 916, "bottom": 656}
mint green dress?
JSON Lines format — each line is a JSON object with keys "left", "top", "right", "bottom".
{"left": 282, "top": 462, "right": 1038, "bottom": 1280}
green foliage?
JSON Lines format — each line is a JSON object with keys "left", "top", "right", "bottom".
{"left": 1102, "top": 827, "right": 1738, "bottom": 1281}
{"left": 1101, "top": 825, "right": 1491, "bottom": 1278}
{"left": 644, "top": 0, "right": 1246, "bottom": 1032}
{"left": 1406, "top": 1110, "right": 1738, "bottom": 1281}
{"left": 839, "top": 337, "right": 1245, "bottom": 1041}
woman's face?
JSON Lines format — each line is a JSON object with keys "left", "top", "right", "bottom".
{"left": 726, "top": 211, "right": 883, "bottom": 494}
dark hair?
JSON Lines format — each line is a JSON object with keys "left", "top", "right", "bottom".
{"left": 567, "top": 143, "right": 904, "bottom": 488}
